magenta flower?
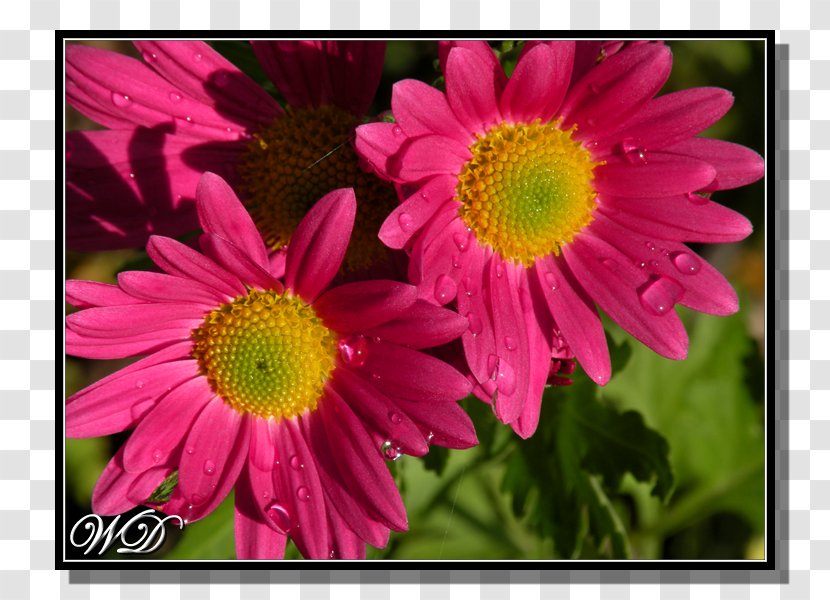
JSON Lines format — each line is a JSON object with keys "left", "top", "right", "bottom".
{"left": 65, "top": 173, "right": 475, "bottom": 559}
{"left": 355, "top": 41, "right": 764, "bottom": 437}
{"left": 67, "top": 41, "right": 398, "bottom": 274}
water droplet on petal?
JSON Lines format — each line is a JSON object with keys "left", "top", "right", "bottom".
{"left": 495, "top": 263, "right": 505, "bottom": 278}
{"left": 289, "top": 455, "right": 302, "bottom": 470}
{"left": 426, "top": 432, "right": 435, "bottom": 445}
{"left": 621, "top": 137, "right": 648, "bottom": 164}
{"left": 671, "top": 251, "right": 701, "bottom": 275}
{"left": 433, "top": 275, "right": 457, "bottom": 305}
{"left": 190, "top": 493, "right": 205, "bottom": 505}
{"left": 453, "top": 230, "right": 470, "bottom": 252}
{"left": 467, "top": 312, "right": 483, "bottom": 336}
{"left": 461, "top": 276, "right": 476, "bottom": 297}
{"left": 452, "top": 254, "right": 463, "bottom": 269}
{"left": 111, "top": 92, "right": 132, "bottom": 108}
{"left": 645, "top": 241, "right": 656, "bottom": 251}
{"left": 638, "top": 276, "right": 684, "bottom": 316}
{"left": 214, "top": 72, "right": 230, "bottom": 87}
{"left": 128, "top": 172, "right": 135, "bottom": 179}
{"left": 186, "top": 446, "right": 195, "bottom": 455}
{"left": 169, "top": 91, "right": 182, "bottom": 103}
{"left": 504, "top": 336, "right": 517, "bottom": 351}
{"left": 296, "top": 486, "right": 310, "bottom": 502}
{"left": 649, "top": 259, "right": 659, "bottom": 269}
{"left": 380, "top": 441, "right": 402, "bottom": 461}
{"left": 686, "top": 191, "right": 711, "bottom": 205}
{"left": 392, "top": 125, "right": 402, "bottom": 136}
{"left": 487, "top": 355, "right": 517, "bottom": 396}
{"left": 135, "top": 380, "right": 144, "bottom": 389}
{"left": 265, "top": 501, "right": 292, "bottom": 535}
{"left": 338, "top": 334, "right": 369, "bottom": 367}
{"left": 601, "top": 258, "right": 618, "bottom": 269}
{"left": 544, "top": 272, "right": 559, "bottom": 291}
{"left": 142, "top": 51, "right": 157, "bottom": 63}
{"left": 193, "top": 52, "right": 203, "bottom": 62}
{"left": 397, "top": 212, "right": 414, "bottom": 232}
{"left": 388, "top": 411, "right": 402, "bottom": 425}
{"left": 203, "top": 460, "right": 216, "bottom": 475}
{"left": 152, "top": 449, "right": 163, "bottom": 463}
{"left": 636, "top": 261, "right": 646, "bottom": 269}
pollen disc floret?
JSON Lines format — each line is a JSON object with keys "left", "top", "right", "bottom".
{"left": 191, "top": 289, "right": 338, "bottom": 419}
{"left": 238, "top": 105, "right": 398, "bottom": 272}
{"left": 457, "top": 119, "right": 600, "bottom": 266}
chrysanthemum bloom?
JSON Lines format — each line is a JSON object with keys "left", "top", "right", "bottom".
{"left": 67, "top": 41, "right": 398, "bottom": 274}
{"left": 65, "top": 174, "right": 475, "bottom": 559}
{"left": 356, "top": 41, "right": 764, "bottom": 437}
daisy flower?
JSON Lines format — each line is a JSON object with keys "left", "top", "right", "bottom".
{"left": 65, "top": 173, "right": 475, "bottom": 559}
{"left": 355, "top": 41, "right": 764, "bottom": 437}
{"left": 67, "top": 41, "right": 398, "bottom": 274}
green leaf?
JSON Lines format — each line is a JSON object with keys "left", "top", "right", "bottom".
{"left": 603, "top": 308, "right": 765, "bottom": 534}
{"left": 165, "top": 493, "right": 235, "bottom": 559}
{"left": 66, "top": 438, "right": 111, "bottom": 507}
{"left": 146, "top": 471, "right": 178, "bottom": 505}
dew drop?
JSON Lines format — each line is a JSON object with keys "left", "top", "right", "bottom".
{"left": 487, "top": 355, "right": 517, "bottom": 396}
{"left": 185, "top": 446, "right": 195, "bottom": 455}
{"left": 193, "top": 52, "right": 203, "bottom": 62}
{"left": 686, "top": 191, "right": 711, "bottom": 205}
{"left": 135, "top": 380, "right": 145, "bottom": 389}
{"left": 203, "top": 460, "right": 216, "bottom": 475}
{"left": 388, "top": 411, "right": 403, "bottom": 425}
{"left": 504, "top": 336, "right": 517, "bottom": 351}
{"left": 190, "top": 493, "right": 205, "bottom": 505}
{"left": 645, "top": 241, "right": 656, "bottom": 251}
{"left": 392, "top": 125, "right": 402, "bottom": 136}
{"left": 426, "top": 432, "right": 435, "bottom": 445}
{"left": 338, "top": 334, "right": 369, "bottom": 367}
{"left": 380, "top": 441, "right": 402, "bottom": 461}
{"left": 544, "top": 272, "right": 559, "bottom": 291}
{"left": 214, "top": 72, "right": 230, "bottom": 87}
{"left": 289, "top": 455, "right": 303, "bottom": 470}
{"left": 169, "top": 91, "right": 182, "bottom": 103}
{"left": 637, "top": 276, "right": 684, "bottom": 316}
{"left": 467, "top": 312, "right": 483, "bottom": 336}
{"left": 142, "top": 51, "right": 157, "bottom": 63}
{"left": 329, "top": 550, "right": 336, "bottom": 559}
{"left": 452, "top": 254, "right": 463, "bottom": 269}
{"left": 111, "top": 92, "right": 132, "bottom": 108}
{"left": 452, "top": 230, "right": 470, "bottom": 252}
{"left": 265, "top": 501, "right": 292, "bottom": 535}
{"left": 129, "top": 172, "right": 135, "bottom": 179}
{"left": 671, "top": 251, "right": 701, "bottom": 275}
{"left": 495, "top": 263, "right": 505, "bottom": 278}
{"left": 296, "top": 486, "right": 310, "bottom": 502}
{"left": 601, "top": 258, "right": 618, "bottom": 269}
{"left": 152, "top": 449, "right": 163, "bottom": 463}
{"left": 461, "top": 276, "right": 476, "bottom": 297}
{"left": 433, "top": 275, "right": 457, "bottom": 305}
{"left": 649, "top": 259, "right": 659, "bottom": 269}
{"left": 636, "top": 261, "right": 646, "bottom": 269}
{"left": 621, "top": 137, "right": 648, "bottom": 164}
{"left": 397, "top": 212, "right": 414, "bottom": 232}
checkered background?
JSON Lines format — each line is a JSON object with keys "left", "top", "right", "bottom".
{"left": 0, "top": 0, "right": 819, "bottom": 598}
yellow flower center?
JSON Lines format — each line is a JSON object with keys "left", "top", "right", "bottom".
{"left": 238, "top": 105, "right": 398, "bottom": 273}
{"left": 457, "top": 119, "right": 600, "bottom": 266}
{"left": 191, "top": 290, "right": 338, "bottom": 419}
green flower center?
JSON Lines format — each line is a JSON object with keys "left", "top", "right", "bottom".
{"left": 457, "top": 119, "right": 600, "bottom": 266}
{"left": 191, "top": 290, "right": 338, "bottom": 419}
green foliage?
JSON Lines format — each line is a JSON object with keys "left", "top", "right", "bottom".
{"left": 165, "top": 493, "right": 236, "bottom": 559}
{"left": 146, "top": 471, "right": 179, "bottom": 505}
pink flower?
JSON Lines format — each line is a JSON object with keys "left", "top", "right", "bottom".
{"left": 65, "top": 173, "right": 475, "bottom": 559}
{"left": 355, "top": 41, "right": 764, "bottom": 438}
{"left": 67, "top": 41, "right": 398, "bottom": 274}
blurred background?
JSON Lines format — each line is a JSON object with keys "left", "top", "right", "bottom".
{"left": 65, "top": 40, "right": 766, "bottom": 560}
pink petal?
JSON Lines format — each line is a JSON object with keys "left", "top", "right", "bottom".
{"left": 331, "top": 368, "right": 429, "bottom": 457}
{"left": 133, "top": 41, "right": 282, "bottom": 127}
{"left": 393, "top": 398, "right": 478, "bottom": 450}
{"left": 588, "top": 214, "right": 740, "bottom": 316}
{"left": 438, "top": 41, "right": 506, "bottom": 91}
{"left": 66, "top": 303, "right": 208, "bottom": 338}
{"left": 392, "top": 134, "right": 470, "bottom": 183}
{"left": 599, "top": 195, "right": 753, "bottom": 243}
{"left": 178, "top": 397, "right": 246, "bottom": 508}
{"left": 234, "top": 466, "right": 287, "bottom": 559}
{"left": 365, "top": 301, "right": 470, "bottom": 349}
{"left": 354, "top": 122, "right": 407, "bottom": 181}
{"left": 318, "top": 392, "right": 408, "bottom": 532}
{"left": 251, "top": 41, "right": 332, "bottom": 109}
{"left": 378, "top": 174, "right": 457, "bottom": 249}
{"left": 662, "top": 137, "right": 765, "bottom": 191}
{"left": 326, "top": 503, "right": 366, "bottom": 559}
{"left": 66, "top": 44, "right": 246, "bottom": 140}
{"left": 533, "top": 255, "right": 611, "bottom": 385}
{"left": 122, "top": 377, "right": 214, "bottom": 473}
{"left": 322, "top": 41, "right": 386, "bottom": 116}
{"left": 147, "top": 235, "right": 246, "bottom": 298}
{"left": 126, "top": 467, "right": 172, "bottom": 506}
{"left": 411, "top": 215, "right": 470, "bottom": 305}
{"left": 352, "top": 341, "right": 472, "bottom": 403}
{"left": 563, "top": 232, "right": 689, "bottom": 360}
{"left": 593, "top": 154, "right": 716, "bottom": 198}
{"left": 66, "top": 359, "right": 199, "bottom": 438}
{"left": 66, "top": 280, "right": 147, "bottom": 309}
{"left": 270, "top": 417, "right": 329, "bottom": 559}
{"left": 501, "top": 42, "right": 574, "bottom": 125}
{"left": 315, "top": 280, "right": 417, "bottom": 332}
{"left": 591, "top": 87, "right": 735, "bottom": 155}
{"left": 65, "top": 327, "right": 192, "bottom": 360}
{"left": 285, "top": 188, "right": 357, "bottom": 303}
{"left": 456, "top": 247, "right": 498, "bottom": 385}
{"left": 445, "top": 47, "right": 502, "bottom": 136}
{"left": 117, "top": 271, "right": 228, "bottom": 305}
{"left": 248, "top": 418, "right": 277, "bottom": 472}
{"left": 196, "top": 172, "right": 269, "bottom": 270}
{"left": 391, "top": 79, "right": 471, "bottom": 146}
{"left": 561, "top": 44, "right": 672, "bottom": 138}
{"left": 199, "top": 233, "right": 283, "bottom": 293}
{"left": 91, "top": 447, "right": 140, "bottom": 515}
